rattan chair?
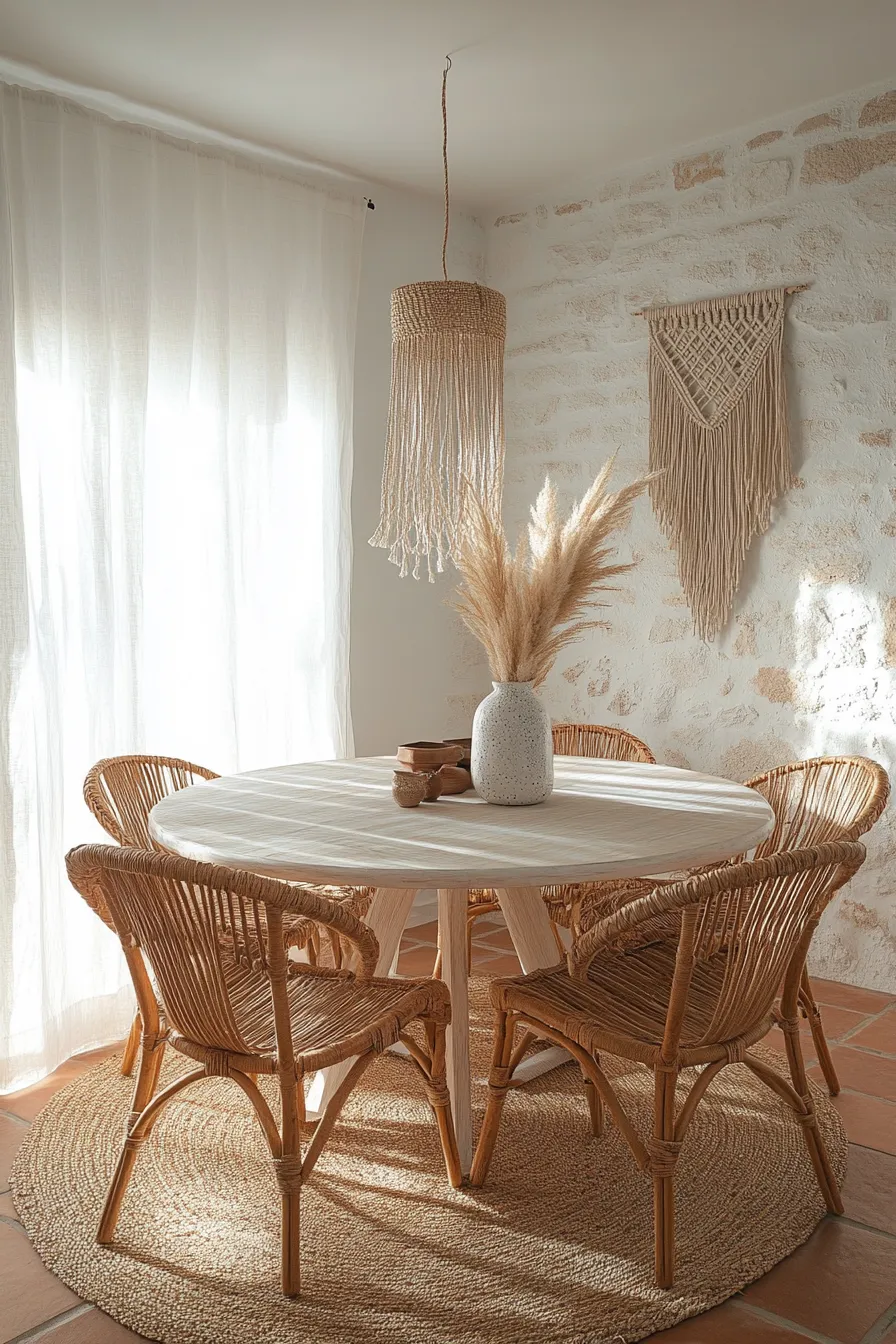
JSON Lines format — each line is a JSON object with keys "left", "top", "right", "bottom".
{"left": 83, "top": 754, "right": 374, "bottom": 1077}
{"left": 470, "top": 840, "right": 864, "bottom": 1288}
{"left": 744, "top": 757, "right": 890, "bottom": 1095}
{"left": 544, "top": 754, "right": 890, "bottom": 1091}
{"left": 448, "top": 723, "right": 657, "bottom": 975}
{"left": 65, "top": 844, "right": 461, "bottom": 1297}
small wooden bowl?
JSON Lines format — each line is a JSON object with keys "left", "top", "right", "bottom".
{"left": 397, "top": 741, "right": 464, "bottom": 768}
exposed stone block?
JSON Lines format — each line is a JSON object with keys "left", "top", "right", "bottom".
{"left": 796, "top": 295, "right": 889, "bottom": 330}
{"left": 722, "top": 734, "right": 798, "bottom": 782}
{"left": 796, "top": 223, "right": 843, "bottom": 263}
{"left": 607, "top": 687, "right": 637, "bottom": 716}
{"left": 629, "top": 168, "right": 666, "bottom": 195}
{"left": 615, "top": 236, "right": 684, "bottom": 272}
{"left": 507, "top": 330, "right": 596, "bottom": 357}
{"left": 732, "top": 159, "right": 792, "bottom": 209}
{"left": 794, "top": 112, "right": 840, "bottom": 135}
{"left": 614, "top": 201, "right": 672, "bottom": 237}
{"left": 494, "top": 212, "right": 526, "bottom": 226}
{"left": 715, "top": 213, "right": 792, "bottom": 237}
{"left": 746, "top": 130, "right": 784, "bottom": 149}
{"left": 648, "top": 616, "right": 690, "bottom": 644}
{"left": 597, "top": 179, "right": 625, "bottom": 202}
{"left": 566, "top": 290, "right": 617, "bottom": 320}
{"left": 753, "top": 667, "right": 797, "bottom": 704}
{"left": 677, "top": 188, "right": 726, "bottom": 219}
{"left": 554, "top": 200, "right": 591, "bottom": 215}
{"left": 860, "top": 430, "right": 892, "bottom": 447}
{"left": 851, "top": 180, "right": 896, "bottom": 225}
{"left": 673, "top": 150, "right": 725, "bottom": 190}
{"left": 805, "top": 555, "right": 871, "bottom": 584}
{"left": 885, "top": 598, "right": 896, "bottom": 667}
{"left": 733, "top": 617, "right": 758, "bottom": 658}
{"left": 687, "top": 260, "right": 737, "bottom": 284}
{"left": 858, "top": 90, "right": 896, "bottom": 127}
{"left": 550, "top": 241, "right": 612, "bottom": 271}
{"left": 802, "top": 131, "right": 896, "bottom": 184}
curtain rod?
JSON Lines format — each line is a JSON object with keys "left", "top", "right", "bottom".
{"left": 633, "top": 283, "right": 809, "bottom": 317}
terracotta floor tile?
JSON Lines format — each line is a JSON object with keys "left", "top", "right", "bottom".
{"left": 878, "top": 1322, "right": 896, "bottom": 1344}
{"left": 848, "top": 1006, "right": 896, "bottom": 1055}
{"left": 762, "top": 1028, "right": 816, "bottom": 1068}
{"left": 815, "top": 1003, "right": 874, "bottom": 1040}
{"left": 0, "top": 1220, "right": 81, "bottom": 1343}
{"left": 841, "top": 1143, "right": 896, "bottom": 1235}
{"left": 39, "top": 1306, "right": 151, "bottom": 1342}
{"left": 0, "top": 1111, "right": 29, "bottom": 1187}
{"left": 822, "top": 1088, "right": 896, "bottom": 1154}
{"left": 809, "top": 978, "right": 895, "bottom": 1016}
{"left": 473, "top": 926, "right": 517, "bottom": 952}
{"left": 0, "top": 1192, "right": 18, "bottom": 1221}
{"left": 645, "top": 1298, "right": 818, "bottom": 1340}
{"left": 823, "top": 1047, "right": 896, "bottom": 1102}
{"left": 396, "top": 945, "right": 437, "bottom": 976}
{"left": 742, "top": 1217, "right": 896, "bottom": 1343}
{"left": 406, "top": 919, "right": 439, "bottom": 944}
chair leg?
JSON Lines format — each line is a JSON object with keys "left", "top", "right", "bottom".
{"left": 426, "top": 1021, "right": 462, "bottom": 1188}
{"left": 281, "top": 1192, "right": 301, "bottom": 1296}
{"left": 126, "top": 1035, "right": 166, "bottom": 1134}
{"left": 99, "top": 1067, "right": 205, "bottom": 1243}
{"left": 781, "top": 1018, "right": 843, "bottom": 1214}
{"left": 583, "top": 1073, "right": 604, "bottom": 1137}
{"left": 120, "top": 1012, "right": 142, "bottom": 1078}
{"left": 470, "top": 1009, "right": 514, "bottom": 1187}
{"left": 652, "top": 1068, "right": 678, "bottom": 1289}
{"left": 800, "top": 967, "right": 840, "bottom": 1096}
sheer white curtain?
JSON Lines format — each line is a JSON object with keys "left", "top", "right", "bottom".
{"left": 0, "top": 85, "right": 365, "bottom": 1092}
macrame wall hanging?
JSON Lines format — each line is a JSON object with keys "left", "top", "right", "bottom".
{"left": 643, "top": 285, "right": 804, "bottom": 641}
{"left": 369, "top": 57, "right": 506, "bottom": 581}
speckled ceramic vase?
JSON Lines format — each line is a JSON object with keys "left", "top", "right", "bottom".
{"left": 471, "top": 681, "right": 553, "bottom": 806}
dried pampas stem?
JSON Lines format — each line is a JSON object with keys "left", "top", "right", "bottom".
{"left": 451, "top": 459, "right": 652, "bottom": 686}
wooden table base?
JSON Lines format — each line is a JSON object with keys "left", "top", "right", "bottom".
{"left": 307, "top": 884, "right": 570, "bottom": 1177}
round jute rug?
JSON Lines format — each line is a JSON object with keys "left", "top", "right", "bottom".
{"left": 11, "top": 980, "right": 845, "bottom": 1344}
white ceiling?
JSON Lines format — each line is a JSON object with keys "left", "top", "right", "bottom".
{"left": 0, "top": 0, "right": 894, "bottom": 211}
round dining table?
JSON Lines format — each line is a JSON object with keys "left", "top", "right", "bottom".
{"left": 149, "top": 754, "right": 774, "bottom": 1174}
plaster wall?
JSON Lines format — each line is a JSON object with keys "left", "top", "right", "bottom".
{"left": 485, "top": 80, "right": 896, "bottom": 991}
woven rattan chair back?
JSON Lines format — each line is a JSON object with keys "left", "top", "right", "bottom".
{"left": 572, "top": 840, "right": 865, "bottom": 1054}
{"left": 84, "top": 754, "right": 219, "bottom": 851}
{"left": 67, "top": 845, "right": 378, "bottom": 1058}
{"left": 551, "top": 722, "right": 656, "bottom": 764}
{"left": 747, "top": 755, "right": 889, "bottom": 855}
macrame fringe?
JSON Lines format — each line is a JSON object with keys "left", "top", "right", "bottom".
{"left": 371, "top": 326, "right": 505, "bottom": 581}
{"left": 648, "top": 288, "right": 792, "bottom": 641}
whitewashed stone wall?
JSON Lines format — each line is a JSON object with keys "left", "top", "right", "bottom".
{"left": 484, "top": 80, "right": 896, "bottom": 991}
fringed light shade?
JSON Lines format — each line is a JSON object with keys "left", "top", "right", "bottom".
{"left": 369, "top": 56, "right": 507, "bottom": 580}
{"left": 370, "top": 278, "right": 506, "bottom": 579}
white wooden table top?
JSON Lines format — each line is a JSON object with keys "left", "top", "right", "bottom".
{"left": 148, "top": 756, "right": 774, "bottom": 889}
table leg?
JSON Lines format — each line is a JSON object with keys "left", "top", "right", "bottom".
{"left": 304, "top": 886, "right": 418, "bottom": 1119}
{"left": 437, "top": 888, "right": 473, "bottom": 1176}
{"left": 494, "top": 885, "right": 571, "bottom": 1085}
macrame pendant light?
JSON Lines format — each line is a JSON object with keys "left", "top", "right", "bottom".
{"left": 369, "top": 57, "right": 506, "bottom": 580}
{"left": 646, "top": 286, "right": 794, "bottom": 641}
